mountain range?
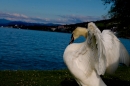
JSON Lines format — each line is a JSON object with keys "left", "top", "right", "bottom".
{"left": 0, "top": 19, "right": 61, "bottom": 26}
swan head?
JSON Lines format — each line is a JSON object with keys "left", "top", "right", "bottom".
{"left": 69, "top": 27, "right": 88, "bottom": 44}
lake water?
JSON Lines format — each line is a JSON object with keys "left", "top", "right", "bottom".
{"left": 0, "top": 27, "right": 130, "bottom": 70}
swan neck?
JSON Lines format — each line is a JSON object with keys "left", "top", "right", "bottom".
{"left": 77, "top": 28, "right": 88, "bottom": 38}
{"left": 84, "top": 32, "right": 87, "bottom": 38}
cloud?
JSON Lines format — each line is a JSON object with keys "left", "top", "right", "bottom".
{"left": 58, "top": 15, "right": 102, "bottom": 24}
{"left": 0, "top": 12, "right": 102, "bottom": 24}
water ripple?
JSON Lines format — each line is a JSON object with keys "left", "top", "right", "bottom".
{"left": 0, "top": 27, "right": 130, "bottom": 70}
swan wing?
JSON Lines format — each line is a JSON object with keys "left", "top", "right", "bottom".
{"left": 119, "top": 43, "right": 130, "bottom": 66}
{"left": 102, "top": 30, "right": 130, "bottom": 71}
{"left": 87, "top": 22, "right": 106, "bottom": 75}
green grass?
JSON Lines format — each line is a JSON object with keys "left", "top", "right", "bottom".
{"left": 0, "top": 66, "right": 130, "bottom": 86}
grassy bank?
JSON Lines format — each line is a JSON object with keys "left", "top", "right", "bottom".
{"left": 0, "top": 66, "right": 130, "bottom": 86}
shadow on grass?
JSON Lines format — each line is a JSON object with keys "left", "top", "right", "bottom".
{"left": 60, "top": 78, "right": 79, "bottom": 86}
{"left": 60, "top": 77, "right": 130, "bottom": 86}
{"left": 102, "top": 78, "right": 130, "bottom": 86}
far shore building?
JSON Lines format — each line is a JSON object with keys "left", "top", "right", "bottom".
{"left": 51, "top": 27, "right": 56, "bottom": 31}
{"left": 57, "top": 25, "right": 66, "bottom": 32}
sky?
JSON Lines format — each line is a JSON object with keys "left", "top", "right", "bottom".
{"left": 0, "top": 0, "right": 111, "bottom": 25}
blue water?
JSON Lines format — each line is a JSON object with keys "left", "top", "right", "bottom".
{"left": 0, "top": 27, "right": 130, "bottom": 70}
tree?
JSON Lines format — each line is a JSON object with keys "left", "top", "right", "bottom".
{"left": 102, "top": 0, "right": 130, "bottom": 37}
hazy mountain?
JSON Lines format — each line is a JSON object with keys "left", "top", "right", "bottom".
{"left": 0, "top": 19, "right": 11, "bottom": 25}
{"left": 0, "top": 19, "right": 61, "bottom": 26}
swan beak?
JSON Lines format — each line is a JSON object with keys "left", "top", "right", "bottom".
{"left": 69, "top": 34, "right": 74, "bottom": 44}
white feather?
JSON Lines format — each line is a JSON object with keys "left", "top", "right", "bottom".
{"left": 63, "top": 22, "right": 130, "bottom": 86}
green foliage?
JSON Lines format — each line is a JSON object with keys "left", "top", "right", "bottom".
{"left": 0, "top": 67, "right": 130, "bottom": 86}
{"left": 102, "top": 0, "right": 130, "bottom": 37}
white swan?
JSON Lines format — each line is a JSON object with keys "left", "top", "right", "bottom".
{"left": 63, "top": 22, "right": 130, "bottom": 86}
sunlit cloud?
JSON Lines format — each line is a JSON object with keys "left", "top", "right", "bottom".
{"left": 58, "top": 15, "right": 102, "bottom": 24}
{"left": 0, "top": 12, "right": 102, "bottom": 24}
